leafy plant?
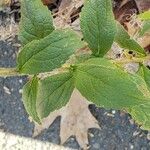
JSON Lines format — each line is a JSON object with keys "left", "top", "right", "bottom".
{"left": 138, "top": 10, "right": 150, "bottom": 36}
{"left": 0, "top": 0, "right": 150, "bottom": 144}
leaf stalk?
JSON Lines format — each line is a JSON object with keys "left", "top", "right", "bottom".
{"left": 0, "top": 68, "right": 21, "bottom": 77}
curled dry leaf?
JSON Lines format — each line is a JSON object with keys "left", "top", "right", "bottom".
{"left": 113, "top": 0, "right": 138, "bottom": 25}
{"left": 0, "top": 0, "right": 11, "bottom": 10}
{"left": 125, "top": 21, "right": 150, "bottom": 49}
{"left": 134, "top": 0, "right": 150, "bottom": 12}
{"left": 33, "top": 89, "right": 100, "bottom": 149}
{"left": 54, "top": 0, "right": 84, "bottom": 28}
{"left": 137, "top": 35, "right": 150, "bottom": 50}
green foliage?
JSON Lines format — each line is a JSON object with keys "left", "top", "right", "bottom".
{"left": 138, "top": 10, "right": 150, "bottom": 36}
{"left": 139, "top": 20, "right": 150, "bottom": 36}
{"left": 129, "top": 65, "right": 150, "bottom": 129}
{"left": 115, "top": 23, "right": 145, "bottom": 55}
{"left": 129, "top": 102, "right": 150, "bottom": 130}
{"left": 74, "top": 58, "right": 150, "bottom": 109}
{"left": 19, "top": 0, "right": 54, "bottom": 45}
{"left": 139, "top": 66, "right": 150, "bottom": 91}
{"left": 22, "top": 76, "right": 41, "bottom": 124}
{"left": 80, "top": 0, "right": 116, "bottom": 57}
{"left": 16, "top": 0, "right": 150, "bottom": 130}
{"left": 17, "top": 29, "right": 84, "bottom": 74}
{"left": 138, "top": 10, "right": 150, "bottom": 20}
{"left": 1, "top": 0, "right": 150, "bottom": 131}
{"left": 37, "top": 72, "right": 74, "bottom": 118}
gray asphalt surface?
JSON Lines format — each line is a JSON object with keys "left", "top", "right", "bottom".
{"left": 0, "top": 36, "right": 150, "bottom": 150}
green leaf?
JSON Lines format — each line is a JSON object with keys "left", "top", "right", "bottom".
{"left": 139, "top": 20, "right": 150, "bottom": 36}
{"left": 138, "top": 10, "right": 150, "bottom": 20}
{"left": 129, "top": 66, "right": 150, "bottom": 130}
{"left": 19, "top": 0, "right": 54, "bottom": 45}
{"left": 17, "top": 29, "right": 84, "bottom": 75}
{"left": 80, "top": 0, "right": 116, "bottom": 57}
{"left": 115, "top": 23, "right": 145, "bottom": 55}
{"left": 37, "top": 72, "right": 74, "bottom": 118}
{"left": 74, "top": 58, "right": 150, "bottom": 109}
{"left": 22, "top": 76, "right": 41, "bottom": 124}
{"left": 129, "top": 102, "right": 150, "bottom": 130}
{"left": 139, "top": 65, "right": 150, "bottom": 91}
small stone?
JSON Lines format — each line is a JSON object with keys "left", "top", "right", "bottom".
{"left": 19, "top": 89, "right": 23, "bottom": 94}
{"left": 106, "top": 113, "right": 114, "bottom": 117}
{"left": 112, "top": 110, "right": 116, "bottom": 114}
{"left": 12, "top": 53, "right": 16, "bottom": 59}
{"left": 3, "top": 86, "right": 11, "bottom": 95}
{"left": 129, "top": 119, "right": 134, "bottom": 125}
{"left": 147, "top": 132, "right": 150, "bottom": 140}
{"left": 130, "top": 144, "right": 134, "bottom": 149}
{"left": 133, "top": 131, "right": 140, "bottom": 137}
{"left": 89, "top": 133, "right": 94, "bottom": 138}
{"left": 4, "top": 51, "right": 7, "bottom": 55}
{"left": 70, "top": 137, "right": 74, "bottom": 141}
{"left": 19, "top": 79, "right": 23, "bottom": 83}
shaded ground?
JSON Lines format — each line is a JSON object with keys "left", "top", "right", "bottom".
{"left": 0, "top": 38, "right": 150, "bottom": 150}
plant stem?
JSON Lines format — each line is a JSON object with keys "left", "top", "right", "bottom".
{"left": 0, "top": 68, "right": 21, "bottom": 77}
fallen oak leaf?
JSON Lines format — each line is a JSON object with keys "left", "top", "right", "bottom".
{"left": 124, "top": 21, "right": 150, "bottom": 50}
{"left": 119, "top": 0, "right": 130, "bottom": 9}
{"left": 33, "top": 89, "right": 100, "bottom": 149}
{"left": 60, "top": 89, "right": 100, "bottom": 148}
{"left": 134, "top": 0, "right": 150, "bottom": 12}
{"left": 54, "top": 0, "right": 84, "bottom": 28}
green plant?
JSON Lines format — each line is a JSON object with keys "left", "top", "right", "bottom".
{"left": 1, "top": 0, "right": 150, "bottom": 139}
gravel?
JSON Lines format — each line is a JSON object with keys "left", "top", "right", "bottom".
{"left": 0, "top": 27, "right": 150, "bottom": 150}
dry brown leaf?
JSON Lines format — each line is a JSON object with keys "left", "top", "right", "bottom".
{"left": 119, "top": 0, "right": 130, "bottom": 9}
{"left": 125, "top": 21, "right": 150, "bottom": 49}
{"left": 0, "top": 0, "right": 11, "bottom": 5}
{"left": 59, "top": 0, "right": 72, "bottom": 10}
{"left": 71, "top": 18, "right": 81, "bottom": 35}
{"left": 138, "top": 35, "right": 150, "bottom": 49}
{"left": 54, "top": 0, "right": 83, "bottom": 28}
{"left": 0, "top": 0, "right": 11, "bottom": 10}
{"left": 134, "top": 0, "right": 150, "bottom": 12}
{"left": 33, "top": 89, "right": 100, "bottom": 149}
{"left": 124, "top": 21, "right": 140, "bottom": 37}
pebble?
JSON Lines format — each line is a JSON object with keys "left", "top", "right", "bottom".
{"left": 130, "top": 144, "right": 134, "bottom": 149}
{"left": 106, "top": 113, "right": 114, "bottom": 117}
{"left": 89, "top": 133, "right": 94, "bottom": 138}
{"left": 19, "top": 79, "right": 23, "bottom": 84}
{"left": 129, "top": 119, "right": 135, "bottom": 125}
{"left": 19, "top": 89, "right": 23, "bottom": 94}
{"left": 147, "top": 132, "right": 150, "bottom": 140}
{"left": 3, "top": 86, "right": 11, "bottom": 95}
{"left": 133, "top": 131, "right": 140, "bottom": 137}
{"left": 112, "top": 110, "right": 116, "bottom": 114}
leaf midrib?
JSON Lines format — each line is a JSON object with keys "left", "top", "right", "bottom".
{"left": 19, "top": 35, "right": 71, "bottom": 72}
